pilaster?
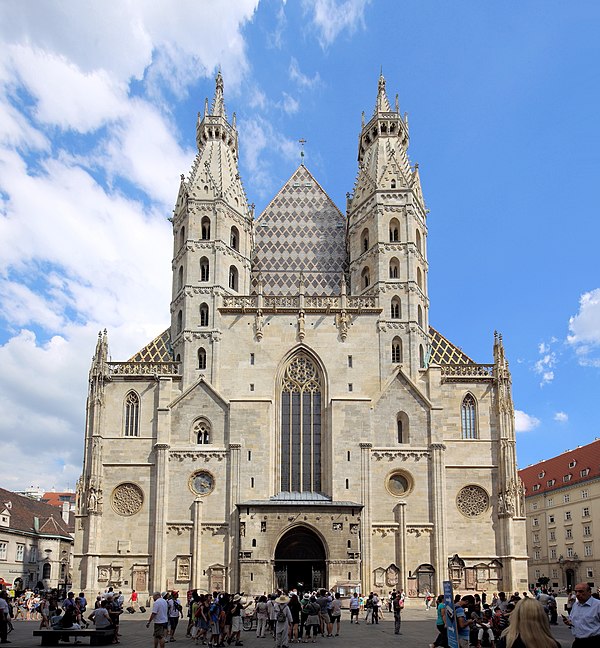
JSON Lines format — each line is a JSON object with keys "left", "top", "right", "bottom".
{"left": 393, "top": 501, "right": 407, "bottom": 588}
{"left": 192, "top": 498, "right": 203, "bottom": 589}
{"left": 229, "top": 443, "right": 241, "bottom": 591}
{"left": 360, "top": 442, "right": 372, "bottom": 592}
{"left": 430, "top": 442, "right": 447, "bottom": 592}
{"left": 152, "top": 443, "right": 170, "bottom": 592}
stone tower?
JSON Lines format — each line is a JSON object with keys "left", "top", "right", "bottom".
{"left": 347, "top": 74, "right": 428, "bottom": 379}
{"left": 170, "top": 72, "right": 253, "bottom": 387}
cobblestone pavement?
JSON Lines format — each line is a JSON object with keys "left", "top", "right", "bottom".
{"left": 8, "top": 608, "right": 573, "bottom": 648}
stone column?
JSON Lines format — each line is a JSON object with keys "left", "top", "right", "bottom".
{"left": 360, "top": 443, "right": 372, "bottom": 593}
{"left": 191, "top": 499, "right": 203, "bottom": 589}
{"left": 152, "top": 443, "right": 170, "bottom": 592}
{"left": 212, "top": 330, "right": 221, "bottom": 390}
{"left": 430, "top": 443, "right": 447, "bottom": 593}
{"left": 394, "top": 501, "right": 407, "bottom": 588}
{"left": 229, "top": 443, "right": 241, "bottom": 591}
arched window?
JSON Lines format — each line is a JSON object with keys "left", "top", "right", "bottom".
{"left": 179, "top": 226, "right": 186, "bottom": 249}
{"left": 201, "top": 217, "right": 211, "bottom": 240}
{"left": 392, "top": 337, "right": 403, "bottom": 363}
{"left": 42, "top": 563, "right": 51, "bottom": 579}
{"left": 280, "top": 354, "right": 322, "bottom": 493}
{"left": 390, "top": 179, "right": 396, "bottom": 189}
{"left": 461, "top": 394, "right": 477, "bottom": 439}
{"left": 200, "top": 257, "right": 209, "bottom": 282}
{"left": 389, "top": 257, "right": 399, "bottom": 279}
{"left": 199, "top": 303, "right": 209, "bottom": 327}
{"left": 419, "top": 344, "right": 426, "bottom": 368}
{"left": 389, "top": 218, "right": 400, "bottom": 242}
{"left": 417, "top": 267, "right": 423, "bottom": 290}
{"left": 193, "top": 419, "right": 211, "bottom": 444}
{"left": 176, "top": 310, "right": 183, "bottom": 334}
{"left": 418, "top": 304, "right": 423, "bottom": 327}
{"left": 228, "top": 265, "right": 238, "bottom": 291}
{"left": 198, "top": 348, "right": 207, "bottom": 370}
{"left": 361, "top": 267, "right": 370, "bottom": 289}
{"left": 397, "top": 412, "right": 409, "bottom": 443}
{"left": 178, "top": 265, "right": 184, "bottom": 291}
{"left": 416, "top": 229, "right": 422, "bottom": 253}
{"left": 230, "top": 226, "right": 239, "bottom": 251}
{"left": 124, "top": 391, "right": 140, "bottom": 437}
{"left": 361, "top": 228, "right": 369, "bottom": 253}
{"left": 391, "top": 297, "right": 401, "bottom": 319}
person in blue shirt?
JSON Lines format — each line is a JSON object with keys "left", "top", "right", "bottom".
{"left": 454, "top": 596, "right": 474, "bottom": 648}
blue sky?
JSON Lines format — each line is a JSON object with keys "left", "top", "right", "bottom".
{"left": 1, "top": 1, "right": 599, "bottom": 491}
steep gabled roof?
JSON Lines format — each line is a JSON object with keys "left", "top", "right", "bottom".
{"left": 253, "top": 165, "right": 346, "bottom": 295}
{"left": 518, "top": 438, "right": 600, "bottom": 496}
{"left": 429, "top": 326, "right": 475, "bottom": 365}
{"left": 0, "top": 487, "right": 71, "bottom": 538}
{"left": 128, "top": 329, "right": 173, "bottom": 362}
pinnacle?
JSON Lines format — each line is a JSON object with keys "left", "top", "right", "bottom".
{"left": 374, "top": 72, "right": 392, "bottom": 114}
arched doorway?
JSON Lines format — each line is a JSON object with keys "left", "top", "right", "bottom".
{"left": 566, "top": 568, "right": 575, "bottom": 590}
{"left": 274, "top": 527, "right": 326, "bottom": 593}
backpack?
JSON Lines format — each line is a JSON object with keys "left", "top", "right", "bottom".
{"left": 277, "top": 605, "right": 287, "bottom": 623}
{"left": 174, "top": 600, "right": 183, "bottom": 613}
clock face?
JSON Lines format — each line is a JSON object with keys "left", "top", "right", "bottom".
{"left": 190, "top": 471, "right": 215, "bottom": 496}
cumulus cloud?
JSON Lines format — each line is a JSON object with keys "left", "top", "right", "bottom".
{"left": 533, "top": 338, "right": 557, "bottom": 386}
{"left": 0, "top": 2, "right": 259, "bottom": 490}
{"left": 568, "top": 288, "right": 600, "bottom": 367}
{"left": 303, "top": 0, "right": 370, "bottom": 48}
{"left": 515, "top": 410, "right": 541, "bottom": 433}
{"left": 554, "top": 411, "right": 568, "bottom": 423}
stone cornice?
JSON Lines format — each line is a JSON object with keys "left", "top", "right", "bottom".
{"left": 371, "top": 449, "right": 431, "bottom": 462}
{"left": 169, "top": 449, "right": 228, "bottom": 462}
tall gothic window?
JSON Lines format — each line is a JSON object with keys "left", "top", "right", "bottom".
{"left": 280, "top": 354, "right": 322, "bottom": 493}
{"left": 389, "top": 258, "right": 399, "bottom": 279}
{"left": 417, "top": 267, "right": 423, "bottom": 289}
{"left": 361, "top": 267, "right": 370, "bottom": 289}
{"left": 42, "top": 563, "right": 51, "bottom": 579}
{"left": 229, "top": 265, "right": 238, "bottom": 291}
{"left": 392, "top": 337, "right": 403, "bottom": 363}
{"left": 416, "top": 229, "right": 422, "bottom": 253}
{"left": 391, "top": 297, "right": 401, "bottom": 319}
{"left": 230, "top": 226, "right": 239, "bottom": 251}
{"left": 461, "top": 394, "right": 477, "bottom": 439}
{"left": 389, "top": 218, "right": 400, "bottom": 242}
{"left": 194, "top": 419, "right": 211, "bottom": 444}
{"left": 124, "top": 391, "right": 140, "bottom": 437}
{"left": 361, "top": 228, "right": 369, "bottom": 253}
{"left": 178, "top": 265, "right": 184, "bottom": 291}
{"left": 200, "top": 257, "right": 209, "bottom": 282}
{"left": 201, "top": 217, "right": 211, "bottom": 240}
{"left": 419, "top": 344, "right": 426, "bottom": 368}
{"left": 198, "top": 348, "right": 207, "bottom": 370}
{"left": 179, "top": 226, "right": 185, "bottom": 249}
{"left": 418, "top": 304, "right": 423, "bottom": 327}
{"left": 397, "top": 412, "right": 409, "bottom": 443}
{"left": 176, "top": 310, "right": 183, "bottom": 334}
{"left": 199, "top": 303, "right": 209, "bottom": 327}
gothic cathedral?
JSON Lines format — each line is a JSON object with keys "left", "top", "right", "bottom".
{"left": 74, "top": 73, "right": 528, "bottom": 599}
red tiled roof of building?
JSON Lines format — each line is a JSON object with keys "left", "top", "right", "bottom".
{"left": 0, "top": 487, "right": 72, "bottom": 538}
{"left": 518, "top": 438, "right": 600, "bottom": 497}
{"left": 41, "top": 492, "right": 75, "bottom": 509}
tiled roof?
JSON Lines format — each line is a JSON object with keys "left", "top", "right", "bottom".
{"left": 429, "top": 327, "right": 475, "bottom": 365}
{"left": 518, "top": 438, "right": 600, "bottom": 496}
{"left": 128, "top": 329, "right": 173, "bottom": 362}
{"left": 41, "top": 492, "right": 75, "bottom": 508}
{"left": 0, "top": 487, "right": 71, "bottom": 538}
{"left": 252, "top": 165, "right": 347, "bottom": 295}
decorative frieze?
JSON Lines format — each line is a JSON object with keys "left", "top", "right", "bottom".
{"left": 406, "top": 525, "right": 433, "bottom": 538}
{"left": 166, "top": 523, "right": 192, "bottom": 536}
{"left": 372, "top": 524, "right": 399, "bottom": 537}
{"left": 371, "top": 449, "right": 430, "bottom": 462}
{"left": 169, "top": 450, "right": 227, "bottom": 462}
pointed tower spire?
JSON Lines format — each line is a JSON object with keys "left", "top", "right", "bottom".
{"left": 212, "top": 70, "right": 226, "bottom": 118}
{"left": 374, "top": 71, "right": 392, "bottom": 114}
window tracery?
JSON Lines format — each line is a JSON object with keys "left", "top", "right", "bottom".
{"left": 194, "top": 419, "right": 211, "bottom": 444}
{"left": 124, "top": 391, "right": 140, "bottom": 437}
{"left": 461, "top": 394, "right": 477, "bottom": 439}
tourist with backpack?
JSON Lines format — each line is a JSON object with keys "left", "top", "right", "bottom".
{"left": 274, "top": 595, "right": 292, "bottom": 648}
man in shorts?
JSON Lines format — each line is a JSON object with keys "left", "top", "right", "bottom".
{"left": 147, "top": 592, "right": 169, "bottom": 648}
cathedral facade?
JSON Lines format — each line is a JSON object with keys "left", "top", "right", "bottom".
{"left": 74, "top": 73, "right": 528, "bottom": 600}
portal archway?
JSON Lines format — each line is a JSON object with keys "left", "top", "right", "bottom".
{"left": 274, "top": 526, "right": 326, "bottom": 593}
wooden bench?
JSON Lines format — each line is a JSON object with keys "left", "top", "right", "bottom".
{"left": 32, "top": 628, "right": 114, "bottom": 646}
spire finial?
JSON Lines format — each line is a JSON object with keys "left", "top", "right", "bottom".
{"left": 299, "top": 138, "right": 306, "bottom": 165}
{"left": 212, "top": 70, "right": 226, "bottom": 118}
{"left": 374, "top": 71, "right": 391, "bottom": 114}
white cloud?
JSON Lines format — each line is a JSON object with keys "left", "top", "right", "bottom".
{"left": 289, "top": 57, "right": 321, "bottom": 89}
{"left": 554, "top": 411, "right": 568, "bottom": 423}
{"left": 280, "top": 92, "right": 300, "bottom": 114}
{"left": 533, "top": 338, "right": 557, "bottom": 386}
{"left": 303, "top": 0, "right": 370, "bottom": 48}
{"left": 515, "top": 410, "right": 541, "bottom": 433}
{"left": 568, "top": 288, "right": 600, "bottom": 366}
{"left": 0, "top": 2, "right": 261, "bottom": 490}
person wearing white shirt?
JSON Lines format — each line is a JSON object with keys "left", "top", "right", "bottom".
{"left": 563, "top": 582, "right": 600, "bottom": 646}
{"left": 147, "top": 592, "right": 169, "bottom": 648}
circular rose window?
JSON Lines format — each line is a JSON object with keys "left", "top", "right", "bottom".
{"left": 386, "top": 471, "right": 413, "bottom": 497}
{"left": 456, "top": 485, "right": 489, "bottom": 518}
{"left": 111, "top": 483, "right": 144, "bottom": 516}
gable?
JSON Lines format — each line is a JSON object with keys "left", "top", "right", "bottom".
{"left": 253, "top": 165, "right": 346, "bottom": 295}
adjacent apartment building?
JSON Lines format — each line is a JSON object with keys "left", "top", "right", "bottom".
{"left": 0, "top": 488, "right": 73, "bottom": 592}
{"left": 519, "top": 438, "right": 600, "bottom": 591}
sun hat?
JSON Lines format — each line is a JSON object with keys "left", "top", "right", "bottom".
{"left": 276, "top": 595, "right": 290, "bottom": 604}
{"left": 303, "top": 593, "right": 310, "bottom": 599}
{"left": 233, "top": 594, "right": 242, "bottom": 602}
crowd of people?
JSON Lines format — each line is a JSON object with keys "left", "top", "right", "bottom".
{"left": 428, "top": 583, "right": 600, "bottom": 648}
